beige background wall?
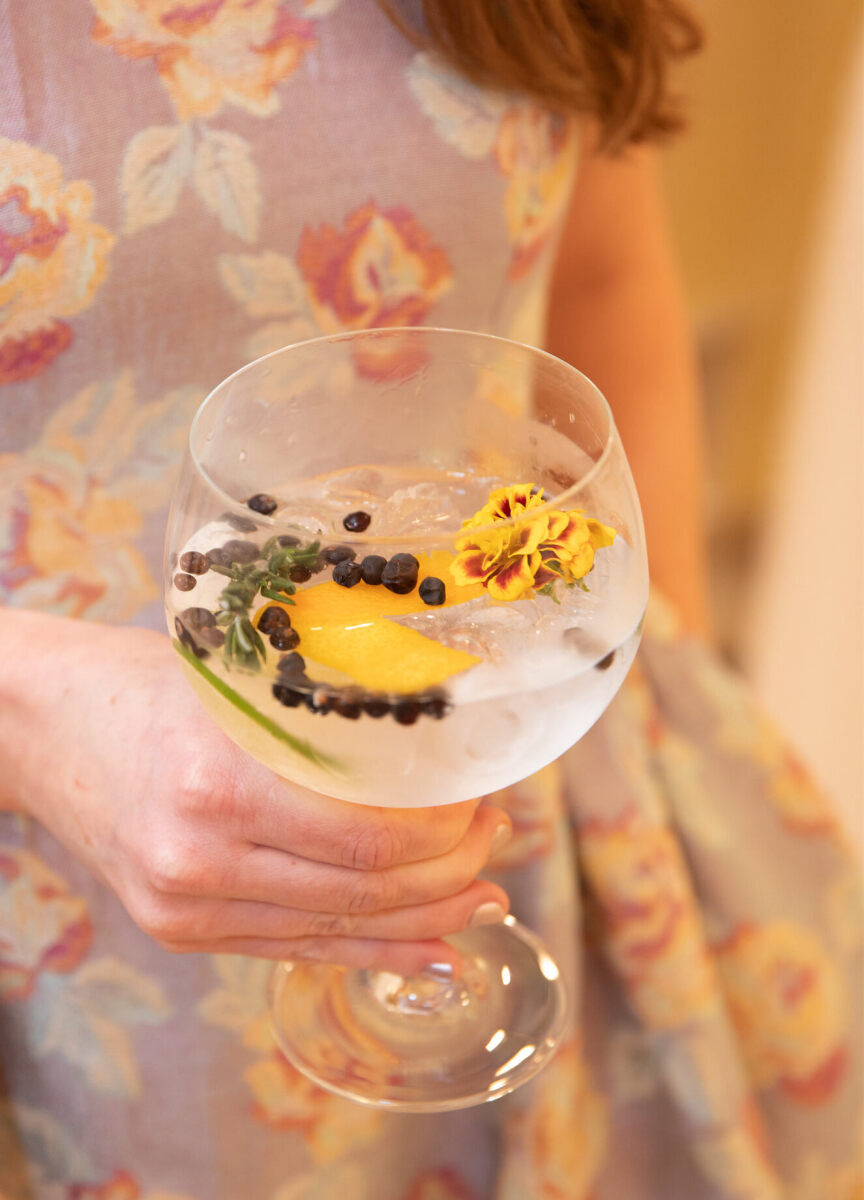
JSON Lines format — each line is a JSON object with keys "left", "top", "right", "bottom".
{"left": 748, "top": 39, "right": 862, "bottom": 854}
{"left": 660, "top": 4, "right": 863, "bottom": 841}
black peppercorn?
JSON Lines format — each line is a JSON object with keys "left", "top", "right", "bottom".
{"left": 418, "top": 577, "right": 446, "bottom": 606}
{"left": 392, "top": 698, "right": 422, "bottom": 725}
{"left": 306, "top": 686, "right": 335, "bottom": 715}
{"left": 277, "top": 652, "right": 307, "bottom": 677}
{"left": 333, "top": 689, "right": 363, "bottom": 719}
{"left": 343, "top": 510, "right": 371, "bottom": 532}
{"left": 288, "top": 564, "right": 312, "bottom": 583}
{"left": 174, "top": 572, "right": 196, "bottom": 591}
{"left": 381, "top": 553, "right": 419, "bottom": 595}
{"left": 360, "top": 555, "right": 387, "bottom": 584}
{"left": 258, "top": 606, "right": 291, "bottom": 634}
{"left": 179, "top": 551, "right": 210, "bottom": 575}
{"left": 362, "top": 694, "right": 391, "bottom": 718}
{"left": 419, "top": 691, "right": 450, "bottom": 719}
{"left": 269, "top": 626, "right": 300, "bottom": 651}
{"left": 272, "top": 683, "right": 304, "bottom": 707}
{"left": 247, "top": 493, "right": 277, "bottom": 515}
{"left": 220, "top": 511, "right": 258, "bottom": 532}
{"left": 174, "top": 616, "right": 198, "bottom": 654}
{"left": 321, "top": 544, "right": 356, "bottom": 565}
{"left": 333, "top": 560, "right": 363, "bottom": 588}
{"left": 181, "top": 606, "right": 215, "bottom": 629}
{"left": 197, "top": 626, "right": 225, "bottom": 649}
{"left": 223, "top": 539, "right": 260, "bottom": 564}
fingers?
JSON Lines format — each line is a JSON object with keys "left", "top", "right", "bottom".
{"left": 144, "top": 876, "right": 508, "bottom": 951}
{"left": 126, "top": 802, "right": 512, "bottom": 970}
{"left": 221, "top": 803, "right": 511, "bottom": 912}
{"left": 178, "top": 935, "right": 465, "bottom": 977}
{"left": 234, "top": 768, "right": 484, "bottom": 869}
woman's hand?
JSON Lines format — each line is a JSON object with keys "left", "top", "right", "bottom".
{"left": 1, "top": 612, "right": 511, "bottom": 975}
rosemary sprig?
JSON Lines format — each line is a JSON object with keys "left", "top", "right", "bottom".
{"left": 214, "top": 539, "right": 320, "bottom": 671}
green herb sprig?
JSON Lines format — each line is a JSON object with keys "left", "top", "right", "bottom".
{"left": 212, "top": 537, "right": 320, "bottom": 671}
{"left": 536, "top": 572, "right": 587, "bottom": 603}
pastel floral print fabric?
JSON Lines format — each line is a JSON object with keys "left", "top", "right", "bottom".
{"left": 0, "top": 4, "right": 861, "bottom": 1198}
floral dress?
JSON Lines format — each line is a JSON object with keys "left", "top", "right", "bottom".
{"left": 0, "top": 3, "right": 861, "bottom": 1198}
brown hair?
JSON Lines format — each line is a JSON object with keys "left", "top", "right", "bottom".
{"left": 380, "top": 0, "right": 703, "bottom": 150}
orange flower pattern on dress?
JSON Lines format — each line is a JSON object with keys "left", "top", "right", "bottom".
{"left": 244, "top": 1051, "right": 382, "bottom": 1163}
{"left": 697, "top": 656, "right": 846, "bottom": 842}
{"left": 69, "top": 1171, "right": 140, "bottom": 1200}
{"left": 495, "top": 106, "right": 577, "bottom": 280}
{"left": 297, "top": 202, "right": 451, "bottom": 374}
{"left": 399, "top": 1169, "right": 480, "bottom": 1200}
{"left": 298, "top": 201, "right": 451, "bottom": 329}
{"left": 0, "top": 139, "right": 114, "bottom": 386}
{"left": 219, "top": 212, "right": 452, "bottom": 370}
{"left": 0, "top": 373, "right": 201, "bottom": 620}
{"left": 297, "top": 201, "right": 452, "bottom": 376}
{"left": 0, "top": 847, "right": 91, "bottom": 1001}
{"left": 90, "top": 0, "right": 321, "bottom": 122}
{"left": 68, "top": 1172, "right": 197, "bottom": 1200}
{"left": 689, "top": 1099, "right": 784, "bottom": 1200}
{"left": 406, "top": 53, "right": 577, "bottom": 280}
{"left": 577, "top": 811, "right": 718, "bottom": 1028}
{"left": 714, "top": 921, "right": 849, "bottom": 1103}
{"left": 485, "top": 763, "right": 561, "bottom": 870}
{"left": 767, "top": 749, "right": 843, "bottom": 836}
{"left": 498, "top": 1041, "right": 608, "bottom": 1200}
{"left": 451, "top": 483, "right": 616, "bottom": 602}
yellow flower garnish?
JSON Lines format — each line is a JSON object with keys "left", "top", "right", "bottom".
{"left": 450, "top": 483, "right": 616, "bottom": 602}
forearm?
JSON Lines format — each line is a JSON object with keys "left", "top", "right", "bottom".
{"left": 0, "top": 608, "right": 64, "bottom": 814}
{"left": 545, "top": 145, "right": 711, "bottom": 635}
{"left": 0, "top": 610, "right": 164, "bottom": 820}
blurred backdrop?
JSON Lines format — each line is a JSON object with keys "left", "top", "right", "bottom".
{"left": 661, "top": 3, "right": 863, "bottom": 851}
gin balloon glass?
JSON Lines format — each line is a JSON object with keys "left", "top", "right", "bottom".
{"left": 164, "top": 327, "right": 648, "bottom": 1111}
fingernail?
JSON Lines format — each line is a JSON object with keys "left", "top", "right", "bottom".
{"left": 422, "top": 962, "right": 455, "bottom": 981}
{"left": 470, "top": 901, "right": 508, "bottom": 927}
{"left": 489, "top": 822, "right": 512, "bottom": 857}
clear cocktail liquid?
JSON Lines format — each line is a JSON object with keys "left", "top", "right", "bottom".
{"left": 168, "top": 466, "right": 644, "bottom": 805}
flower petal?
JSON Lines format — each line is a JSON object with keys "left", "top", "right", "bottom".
{"left": 451, "top": 549, "right": 495, "bottom": 585}
{"left": 454, "top": 484, "right": 616, "bottom": 600}
{"left": 533, "top": 561, "right": 562, "bottom": 589}
{"left": 587, "top": 518, "right": 617, "bottom": 549}
{"left": 487, "top": 552, "right": 539, "bottom": 601}
{"left": 516, "top": 513, "right": 548, "bottom": 555}
{"left": 560, "top": 543, "right": 596, "bottom": 581}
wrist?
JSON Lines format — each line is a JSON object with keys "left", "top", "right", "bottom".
{"left": 0, "top": 610, "right": 114, "bottom": 818}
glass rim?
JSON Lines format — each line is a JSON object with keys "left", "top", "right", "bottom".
{"left": 188, "top": 326, "right": 618, "bottom": 547}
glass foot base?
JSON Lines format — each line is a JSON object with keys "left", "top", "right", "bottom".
{"left": 268, "top": 916, "right": 567, "bottom": 1112}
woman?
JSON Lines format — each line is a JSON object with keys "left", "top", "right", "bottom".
{"left": 0, "top": 2, "right": 860, "bottom": 1197}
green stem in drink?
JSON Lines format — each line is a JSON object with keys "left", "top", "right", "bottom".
{"left": 173, "top": 639, "right": 342, "bottom": 771}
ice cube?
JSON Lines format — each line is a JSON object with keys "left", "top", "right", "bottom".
{"left": 393, "top": 595, "right": 559, "bottom": 661}
{"left": 269, "top": 504, "right": 328, "bottom": 538}
{"left": 371, "top": 482, "right": 468, "bottom": 537}
{"left": 318, "top": 466, "right": 390, "bottom": 507}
